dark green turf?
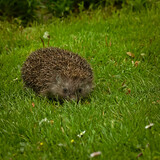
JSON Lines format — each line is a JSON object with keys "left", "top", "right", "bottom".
{"left": 0, "top": 6, "right": 160, "bottom": 160}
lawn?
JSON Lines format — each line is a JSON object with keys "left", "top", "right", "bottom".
{"left": 0, "top": 5, "right": 160, "bottom": 160}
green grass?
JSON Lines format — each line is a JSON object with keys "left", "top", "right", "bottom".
{"left": 0, "top": 6, "right": 160, "bottom": 160}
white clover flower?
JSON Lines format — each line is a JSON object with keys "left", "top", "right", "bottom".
{"left": 39, "top": 118, "right": 50, "bottom": 125}
{"left": 145, "top": 123, "right": 154, "bottom": 129}
{"left": 43, "top": 31, "right": 50, "bottom": 39}
{"left": 77, "top": 131, "right": 86, "bottom": 138}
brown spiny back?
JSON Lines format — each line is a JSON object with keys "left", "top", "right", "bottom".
{"left": 21, "top": 47, "right": 93, "bottom": 100}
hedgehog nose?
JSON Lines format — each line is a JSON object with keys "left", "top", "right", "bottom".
{"left": 69, "top": 95, "right": 77, "bottom": 101}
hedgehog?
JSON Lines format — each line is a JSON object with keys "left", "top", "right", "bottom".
{"left": 21, "top": 47, "right": 93, "bottom": 101}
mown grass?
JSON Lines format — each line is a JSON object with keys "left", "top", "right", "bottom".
{"left": 0, "top": 5, "right": 160, "bottom": 160}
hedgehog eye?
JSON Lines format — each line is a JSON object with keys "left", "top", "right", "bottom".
{"left": 78, "top": 88, "right": 82, "bottom": 93}
{"left": 63, "top": 88, "right": 68, "bottom": 94}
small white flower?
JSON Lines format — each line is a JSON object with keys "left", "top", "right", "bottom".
{"left": 43, "top": 31, "right": 50, "bottom": 39}
{"left": 90, "top": 151, "right": 102, "bottom": 158}
{"left": 145, "top": 123, "right": 154, "bottom": 129}
{"left": 141, "top": 53, "right": 146, "bottom": 56}
{"left": 58, "top": 143, "right": 66, "bottom": 147}
{"left": 39, "top": 118, "right": 50, "bottom": 125}
{"left": 77, "top": 131, "right": 86, "bottom": 138}
{"left": 13, "top": 78, "right": 18, "bottom": 81}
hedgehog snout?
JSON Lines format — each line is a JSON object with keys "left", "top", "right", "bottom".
{"left": 63, "top": 88, "right": 78, "bottom": 100}
{"left": 66, "top": 94, "right": 77, "bottom": 101}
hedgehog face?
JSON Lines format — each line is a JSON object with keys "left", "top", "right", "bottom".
{"left": 49, "top": 75, "right": 93, "bottom": 101}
